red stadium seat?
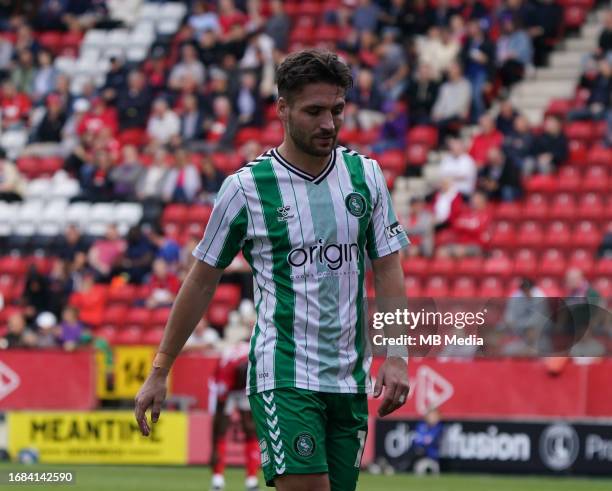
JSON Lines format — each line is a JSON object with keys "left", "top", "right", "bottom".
{"left": 544, "top": 221, "right": 571, "bottom": 249}
{"left": 564, "top": 6, "right": 587, "bottom": 30}
{"left": 479, "top": 277, "right": 505, "bottom": 298}
{"left": 126, "top": 307, "right": 152, "bottom": 328}
{"left": 516, "top": 221, "right": 544, "bottom": 248}
{"left": 483, "top": 251, "right": 513, "bottom": 278}
{"left": 141, "top": 326, "right": 165, "bottom": 345}
{"left": 151, "top": 307, "right": 171, "bottom": 327}
{"left": 539, "top": 249, "right": 566, "bottom": 277}
{"left": 565, "top": 121, "right": 594, "bottom": 144}
{"left": 513, "top": 249, "right": 538, "bottom": 277}
{"left": 489, "top": 221, "right": 516, "bottom": 249}
{"left": 545, "top": 98, "right": 572, "bottom": 119}
{"left": 16, "top": 156, "right": 40, "bottom": 178}
{"left": 38, "top": 31, "right": 63, "bottom": 54}
{"left": 0, "top": 256, "right": 28, "bottom": 276}
{"left": 119, "top": 128, "right": 147, "bottom": 147}
{"left": 522, "top": 193, "right": 549, "bottom": 220}
{"left": 187, "top": 205, "right": 213, "bottom": 227}
{"left": 598, "top": 258, "right": 612, "bottom": 277}
{"left": 107, "top": 284, "right": 137, "bottom": 305}
{"left": 592, "top": 277, "right": 611, "bottom": 298}
{"left": 235, "top": 127, "right": 263, "bottom": 146}
{"left": 549, "top": 193, "right": 576, "bottom": 221}
{"left": 94, "top": 326, "right": 117, "bottom": 345}
{"left": 524, "top": 174, "right": 557, "bottom": 194}
{"left": 378, "top": 150, "right": 406, "bottom": 175}
{"left": 405, "top": 276, "right": 423, "bottom": 297}
{"left": 557, "top": 166, "right": 581, "bottom": 192}
{"left": 424, "top": 276, "right": 449, "bottom": 297}
{"left": 405, "top": 144, "right": 429, "bottom": 166}
{"left": 573, "top": 221, "right": 601, "bottom": 248}
{"left": 101, "top": 305, "right": 128, "bottom": 328}
{"left": 115, "top": 326, "right": 143, "bottom": 345}
{"left": 455, "top": 257, "right": 483, "bottom": 277}
{"left": 407, "top": 126, "right": 438, "bottom": 148}
{"left": 316, "top": 25, "right": 341, "bottom": 43}
{"left": 451, "top": 277, "right": 477, "bottom": 298}
{"left": 39, "top": 156, "right": 63, "bottom": 175}
{"left": 212, "top": 284, "right": 241, "bottom": 308}
{"left": 162, "top": 204, "right": 189, "bottom": 226}
{"left": 261, "top": 120, "right": 283, "bottom": 147}
{"left": 494, "top": 201, "right": 521, "bottom": 221}
{"left": 586, "top": 146, "right": 612, "bottom": 167}
{"left": 207, "top": 303, "right": 231, "bottom": 328}
{"left": 538, "top": 278, "right": 562, "bottom": 297}
{"left": 567, "top": 249, "right": 594, "bottom": 277}
{"left": 430, "top": 256, "right": 456, "bottom": 276}
{"left": 402, "top": 256, "right": 429, "bottom": 277}
{"left": 581, "top": 166, "right": 609, "bottom": 193}
{"left": 568, "top": 140, "right": 587, "bottom": 166}
{"left": 289, "top": 25, "right": 314, "bottom": 45}
{"left": 577, "top": 194, "right": 604, "bottom": 221}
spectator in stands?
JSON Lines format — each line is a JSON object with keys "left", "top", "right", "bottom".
{"left": 143, "top": 48, "right": 169, "bottom": 97}
{"left": 478, "top": 147, "right": 522, "bottom": 201}
{"left": 469, "top": 114, "right": 504, "bottom": 165}
{"left": 162, "top": 147, "right": 201, "bottom": 203}
{"left": 406, "top": 408, "right": 443, "bottom": 475}
{"left": 36, "top": 0, "right": 70, "bottom": 31}
{"left": 401, "top": 196, "right": 434, "bottom": 257}
{"left": 36, "top": 311, "right": 60, "bottom": 348}
{"left": 11, "top": 48, "right": 36, "bottom": 94}
{"left": 347, "top": 67, "right": 385, "bottom": 130}
{"left": 136, "top": 146, "right": 171, "bottom": 202}
{"left": 596, "top": 9, "right": 612, "bottom": 58}
{"left": 265, "top": 0, "right": 290, "bottom": 51}
{"left": 178, "top": 232, "right": 200, "bottom": 279}
{"left": 233, "top": 70, "right": 264, "bottom": 128}
{"left": 14, "top": 23, "right": 40, "bottom": 56}
{"left": 441, "top": 190, "right": 492, "bottom": 257}
{"left": 428, "top": 0, "right": 458, "bottom": 27}
{"left": 461, "top": 19, "right": 495, "bottom": 120}
{"left": 102, "top": 56, "right": 128, "bottom": 104}
{"left": 57, "top": 223, "right": 89, "bottom": 268}
{"left": 61, "top": 98, "right": 89, "bottom": 157}
{"left": 375, "top": 28, "right": 409, "bottom": 101}
{"left": 527, "top": 115, "right": 568, "bottom": 174}
{"left": 109, "top": 144, "right": 143, "bottom": 201}
{"left": 0, "top": 35, "right": 13, "bottom": 80}
{"left": 353, "top": 0, "right": 382, "bottom": 32}
{"left": 0, "top": 80, "right": 31, "bottom": 130}
{"left": 372, "top": 100, "right": 408, "bottom": 153}
{"left": 527, "top": 0, "right": 562, "bottom": 67}
{"left": 145, "top": 258, "right": 181, "bottom": 309}
{"left": 502, "top": 114, "right": 533, "bottom": 172}
{"left": 438, "top": 137, "right": 477, "bottom": 196}
{"left": 417, "top": 26, "right": 460, "bottom": 80}
{"left": 47, "top": 258, "right": 74, "bottom": 318}
{"left": 189, "top": 0, "right": 221, "bottom": 37}
{"left": 88, "top": 224, "right": 126, "bottom": 282}
{"left": 218, "top": 0, "right": 247, "bottom": 34}
{"left": 114, "top": 225, "right": 157, "bottom": 284}
{"left": 404, "top": 63, "right": 439, "bottom": 125}
{"left": 147, "top": 98, "right": 180, "bottom": 145}
{"left": 117, "top": 70, "right": 152, "bottom": 130}
{"left": 568, "top": 58, "right": 612, "bottom": 121}
{"left": 23, "top": 264, "right": 52, "bottom": 324}
{"left": 430, "top": 178, "right": 464, "bottom": 230}
{"left": 607, "top": 109, "right": 612, "bottom": 147}
{"left": 495, "top": 97, "right": 519, "bottom": 135}
{"left": 144, "top": 223, "right": 181, "bottom": 267}
{"left": 78, "top": 97, "right": 118, "bottom": 137}
{"left": 0, "top": 312, "right": 37, "bottom": 349}
{"left": 198, "top": 155, "right": 226, "bottom": 202}
{"left": 431, "top": 61, "right": 471, "bottom": 143}
{"left": 58, "top": 305, "right": 85, "bottom": 350}
{"left": 205, "top": 95, "right": 237, "bottom": 148}
{"left": 496, "top": 15, "right": 533, "bottom": 87}
{"left": 0, "top": 149, "right": 25, "bottom": 201}
{"left": 179, "top": 93, "right": 205, "bottom": 144}
{"left": 183, "top": 318, "right": 220, "bottom": 352}
{"left": 31, "top": 93, "right": 66, "bottom": 144}
{"left": 32, "top": 49, "right": 57, "bottom": 103}
{"left": 62, "top": 0, "right": 109, "bottom": 32}
{"left": 502, "top": 278, "right": 550, "bottom": 335}
{"left": 78, "top": 149, "right": 115, "bottom": 202}
{"left": 169, "top": 43, "right": 206, "bottom": 92}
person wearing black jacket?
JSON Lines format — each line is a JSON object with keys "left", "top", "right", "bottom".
{"left": 461, "top": 19, "right": 495, "bottom": 121}
{"left": 404, "top": 63, "right": 439, "bottom": 125}
{"left": 478, "top": 147, "right": 522, "bottom": 201}
{"left": 529, "top": 115, "right": 568, "bottom": 174}
{"left": 568, "top": 59, "right": 612, "bottom": 121}
{"left": 117, "top": 70, "right": 152, "bottom": 130}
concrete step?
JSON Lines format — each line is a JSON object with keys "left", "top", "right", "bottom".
{"left": 550, "top": 51, "right": 585, "bottom": 67}
{"left": 536, "top": 67, "right": 582, "bottom": 81}
{"left": 514, "top": 81, "right": 574, "bottom": 98}
{"left": 581, "top": 23, "right": 601, "bottom": 39}
{"left": 522, "top": 108, "right": 545, "bottom": 126}
{"left": 564, "top": 37, "right": 597, "bottom": 52}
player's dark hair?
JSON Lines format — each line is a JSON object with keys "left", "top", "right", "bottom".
{"left": 276, "top": 49, "right": 353, "bottom": 102}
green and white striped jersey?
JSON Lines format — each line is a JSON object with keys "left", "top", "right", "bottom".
{"left": 193, "top": 146, "right": 409, "bottom": 395}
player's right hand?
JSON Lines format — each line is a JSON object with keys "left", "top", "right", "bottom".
{"left": 134, "top": 368, "right": 168, "bottom": 436}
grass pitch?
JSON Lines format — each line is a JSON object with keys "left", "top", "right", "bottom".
{"left": 0, "top": 464, "right": 610, "bottom": 490}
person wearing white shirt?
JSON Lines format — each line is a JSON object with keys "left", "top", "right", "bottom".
{"left": 438, "top": 137, "right": 477, "bottom": 196}
{"left": 147, "top": 98, "right": 180, "bottom": 145}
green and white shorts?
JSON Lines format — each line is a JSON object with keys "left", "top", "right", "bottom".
{"left": 249, "top": 388, "right": 368, "bottom": 491}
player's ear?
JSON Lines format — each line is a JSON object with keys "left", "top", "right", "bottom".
{"left": 277, "top": 96, "right": 288, "bottom": 123}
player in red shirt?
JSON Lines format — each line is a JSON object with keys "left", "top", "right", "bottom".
{"left": 210, "top": 339, "right": 259, "bottom": 491}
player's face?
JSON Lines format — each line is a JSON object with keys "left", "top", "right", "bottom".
{"left": 281, "top": 83, "right": 345, "bottom": 157}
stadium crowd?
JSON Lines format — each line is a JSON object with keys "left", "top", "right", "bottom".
{"left": 0, "top": 0, "right": 610, "bottom": 355}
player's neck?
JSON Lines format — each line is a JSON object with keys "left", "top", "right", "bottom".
{"left": 277, "top": 140, "right": 332, "bottom": 177}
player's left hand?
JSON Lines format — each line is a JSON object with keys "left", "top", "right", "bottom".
{"left": 373, "top": 357, "right": 410, "bottom": 417}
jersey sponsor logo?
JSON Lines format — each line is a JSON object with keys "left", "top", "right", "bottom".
{"left": 276, "top": 205, "right": 294, "bottom": 222}
{"left": 385, "top": 221, "right": 404, "bottom": 239}
{"left": 294, "top": 432, "right": 316, "bottom": 458}
{"left": 287, "top": 239, "right": 360, "bottom": 271}
{"left": 345, "top": 192, "right": 367, "bottom": 218}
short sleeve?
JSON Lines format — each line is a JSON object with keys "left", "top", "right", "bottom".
{"left": 365, "top": 160, "right": 410, "bottom": 259}
{"left": 192, "top": 174, "right": 249, "bottom": 268}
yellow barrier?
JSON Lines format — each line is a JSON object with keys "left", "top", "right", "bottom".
{"left": 8, "top": 411, "right": 186, "bottom": 464}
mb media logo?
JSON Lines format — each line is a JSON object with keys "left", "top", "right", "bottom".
{"left": 539, "top": 423, "right": 580, "bottom": 471}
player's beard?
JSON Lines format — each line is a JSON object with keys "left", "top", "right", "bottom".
{"left": 287, "top": 113, "right": 338, "bottom": 158}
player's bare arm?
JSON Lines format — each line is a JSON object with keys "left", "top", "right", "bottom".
{"left": 371, "top": 251, "right": 410, "bottom": 417}
{"left": 134, "top": 260, "right": 224, "bottom": 436}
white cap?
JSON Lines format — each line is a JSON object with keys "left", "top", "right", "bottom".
{"left": 73, "top": 98, "right": 90, "bottom": 113}
{"left": 36, "top": 311, "right": 57, "bottom": 329}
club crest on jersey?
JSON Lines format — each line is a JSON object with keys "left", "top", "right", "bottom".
{"left": 277, "top": 205, "right": 294, "bottom": 222}
{"left": 345, "top": 192, "right": 367, "bottom": 218}
{"left": 294, "top": 432, "right": 315, "bottom": 458}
